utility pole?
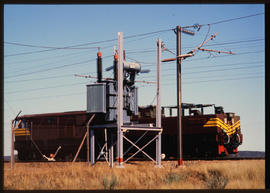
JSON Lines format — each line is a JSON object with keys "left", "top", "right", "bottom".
{"left": 117, "top": 32, "right": 124, "bottom": 167}
{"left": 156, "top": 38, "right": 162, "bottom": 167}
{"left": 176, "top": 26, "right": 183, "bottom": 166}
{"left": 162, "top": 26, "right": 234, "bottom": 166}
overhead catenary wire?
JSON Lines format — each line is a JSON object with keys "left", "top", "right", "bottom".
{"left": 140, "top": 49, "right": 264, "bottom": 68}
{"left": 5, "top": 36, "right": 264, "bottom": 72}
{"left": 5, "top": 63, "right": 263, "bottom": 95}
{"left": 140, "top": 75, "right": 264, "bottom": 88}
{"left": 4, "top": 12, "right": 264, "bottom": 58}
{"left": 5, "top": 55, "right": 113, "bottom": 79}
{"left": 7, "top": 59, "right": 262, "bottom": 84}
{"left": 4, "top": 41, "right": 100, "bottom": 50}
{"left": 7, "top": 74, "right": 263, "bottom": 103}
{"left": 4, "top": 49, "right": 91, "bottom": 65}
{"left": 5, "top": 81, "right": 89, "bottom": 94}
{"left": 6, "top": 38, "right": 263, "bottom": 77}
{"left": 4, "top": 28, "right": 173, "bottom": 57}
{"left": 143, "top": 64, "right": 264, "bottom": 80}
{"left": 4, "top": 12, "right": 265, "bottom": 102}
{"left": 8, "top": 91, "right": 86, "bottom": 102}
{"left": 5, "top": 72, "right": 96, "bottom": 83}
{"left": 124, "top": 38, "right": 264, "bottom": 55}
{"left": 200, "top": 12, "right": 264, "bottom": 26}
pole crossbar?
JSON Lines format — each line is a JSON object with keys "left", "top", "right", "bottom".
{"left": 198, "top": 48, "right": 235, "bottom": 55}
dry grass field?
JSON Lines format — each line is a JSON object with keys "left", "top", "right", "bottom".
{"left": 4, "top": 159, "right": 265, "bottom": 190}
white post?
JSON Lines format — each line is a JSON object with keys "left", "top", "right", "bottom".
{"left": 11, "top": 120, "right": 14, "bottom": 169}
{"left": 156, "top": 38, "right": 162, "bottom": 167}
{"left": 117, "top": 32, "right": 124, "bottom": 167}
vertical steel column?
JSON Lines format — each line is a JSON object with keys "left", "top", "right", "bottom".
{"left": 117, "top": 32, "right": 124, "bottom": 167}
{"left": 90, "top": 128, "right": 95, "bottom": 165}
{"left": 109, "top": 130, "right": 114, "bottom": 168}
{"left": 156, "top": 38, "right": 162, "bottom": 167}
{"left": 11, "top": 120, "right": 14, "bottom": 169}
{"left": 87, "top": 124, "right": 90, "bottom": 163}
{"left": 104, "top": 128, "right": 108, "bottom": 161}
{"left": 176, "top": 26, "right": 183, "bottom": 166}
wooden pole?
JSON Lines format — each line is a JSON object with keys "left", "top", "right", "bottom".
{"left": 72, "top": 131, "right": 88, "bottom": 162}
{"left": 176, "top": 26, "right": 183, "bottom": 166}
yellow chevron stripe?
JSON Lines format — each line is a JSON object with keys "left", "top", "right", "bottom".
{"left": 14, "top": 128, "right": 29, "bottom": 131}
{"left": 14, "top": 131, "right": 30, "bottom": 134}
{"left": 203, "top": 118, "right": 240, "bottom": 135}
{"left": 15, "top": 133, "right": 30, "bottom": 136}
{"left": 14, "top": 128, "right": 31, "bottom": 136}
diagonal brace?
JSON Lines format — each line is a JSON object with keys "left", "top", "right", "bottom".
{"left": 123, "top": 131, "right": 148, "bottom": 156}
{"left": 123, "top": 134, "right": 160, "bottom": 163}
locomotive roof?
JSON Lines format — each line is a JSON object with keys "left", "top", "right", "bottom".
{"left": 18, "top": 110, "right": 87, "bottom": 119}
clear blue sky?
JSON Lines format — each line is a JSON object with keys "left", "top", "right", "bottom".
{"left": 4, "top": 4, "right": 265, "bottom": 156}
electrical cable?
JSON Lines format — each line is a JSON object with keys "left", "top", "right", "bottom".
{"left": 4, "top": 50, "right": 91, "bottom": 65}
{"left": 5, "top": 28, "right": 173, "bottom": 57}
{"left": 5, "top": 63, "right": 263, "bottom": 95}
{"left": 8, "top": 91, "right": 86, "bottom": 102}
{"left": 4, "top": 41, "right": 99, "bottom": 50}
{"left": 5, "top": 55, "right": 113, "bottom": 79}
{"left": 201, "top": 12, "right": 264, "bottom": 26}
{"left": 5, "top": 81, "right": 89, "bottom": 94}
{"left": 139, "top": 49, "right": 264, "bottom": 69}
{"left": 5, "top": 12, "right": 263, "bottom": 58}
{"left": 140, "top": 75, "right": 263, "bottom": 88}
{"left": 149, "top": 60, "right": 264, "bottom": 72}
{"left": 143, "top": 64, "right": 264, "bottom": 79}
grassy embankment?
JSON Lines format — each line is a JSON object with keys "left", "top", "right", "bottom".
{"left": 4, "top": 160, "right": 265, "bottom": 190}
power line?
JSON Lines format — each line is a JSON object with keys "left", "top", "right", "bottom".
{"left": 140, "top": 50, "right": 264, "bottom": 68}
{"left": 163, "top": 72, "right": 263, "bottom": 81}
{"left": 165, "top": 60, "right": 264, "bottom": 72}
{"left": 4, "top": 50, "right": 90, "bottom": 65}
{"left": 170, "top": 64, "right": 263, "bottom": 75}
{"left": 8, "top": 91, "right": 87, "bottom": 102}
{"left": 200, "top": 38, "right": 264, "bottom": 48}
{"left": 184, "top": 75, "right": 263, "bottom": 84}
{"left": 4, "top": 12, "right": 263, "bottom": 58}
{"left": 5, "top": 81, "right": 89, "bottom": 95}
{"left": 5, "top": 60, "right": 264, "bottom": 85}
{"left": 6, "top": 74, "right": 263, "bottom": 102}
{"left": 144, "top": 64, "right": 264, "bottom": 79}
{"left": 201, "top": 12, "right": 264, "bottom": 26}
{"left": 5, "top": 73, "right": 75, "bottom": 83}
{"left": 5, "top": 28, "right": 173, "bottom": 57}
{"left": 5, "top": 71, "right": 98, "bottom": 83}
{"left": 7, "top": 38, "right": 262, "bottom": 75}
{"left": 4, "top": 41, "right": 99, "bottom": 50}
{"left": 5, "top": 64, "right": 264, "bottom": 95}
{"left": 140, "top": 75, "right": 263, "bottom": 88}
{"left": 124, "top": 38, "right": 264, "bottom": 56}
{"left": 5, "top": 59, "right": 92, "bottom": 79}
{"left": 184, "top": 50, "right": 264, "bottom": 62}
{"left": 5, "top": 55, "right": 113, "bottom": 79}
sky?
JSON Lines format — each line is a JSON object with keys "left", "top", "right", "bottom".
{"left": 3, "top": 4, "right": 265, "bottom": 156}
